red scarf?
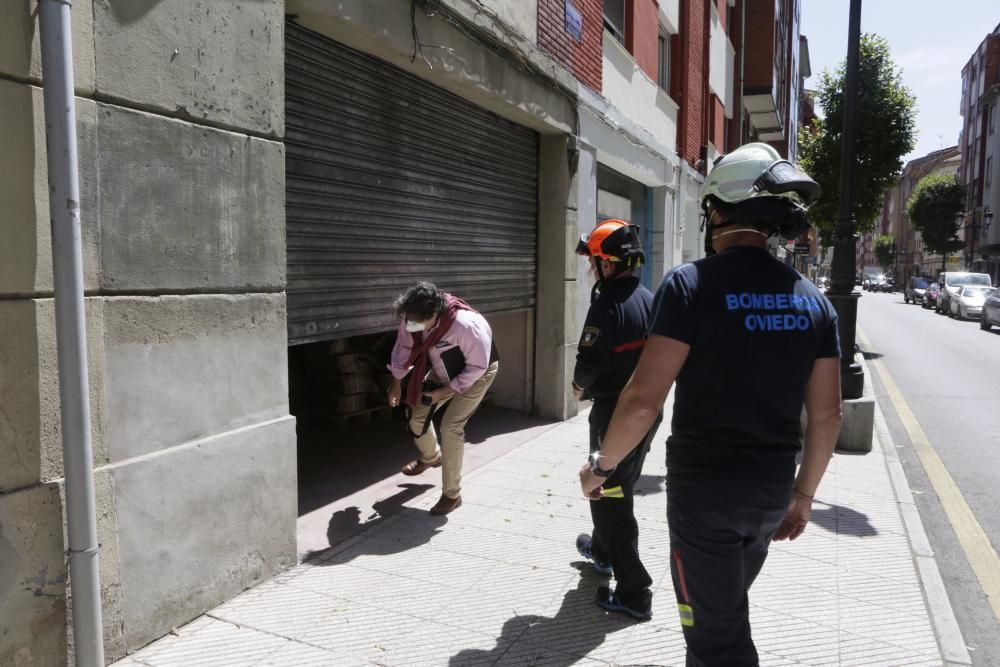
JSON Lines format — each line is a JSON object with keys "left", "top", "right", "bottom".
{"left": 403, "top": 293, "right": 475, "bottom": 406}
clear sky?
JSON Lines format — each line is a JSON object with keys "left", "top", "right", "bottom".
{"left": 800, "top": 1, "right": 1000, "bottom": 164}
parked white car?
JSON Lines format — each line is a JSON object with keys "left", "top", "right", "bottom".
{"left": 937, "top": 272, "right": 993, "bottom": 314}
{"left": 949, "top": 285, "right": 993, "bottom": 319}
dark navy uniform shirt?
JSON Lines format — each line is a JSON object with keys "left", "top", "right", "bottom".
{"left": 574, "top": 276, "right": 655, "bottom": 422}
{"left": 649, "top": 246, "right": 840, "bottom": 462}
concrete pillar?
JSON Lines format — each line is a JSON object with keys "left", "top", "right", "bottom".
{"left": 535, "top": 136, "right": 597, "bottom": 420}
{"left": 651, "top": 185, "right": 675, "bottom": 282}
{"left": 575, "top": 144, "right": 599, "bottom": 340}
{"left": 680, "top": 165, "right": 706, "bottom": 263}
{"left": 1, "top": 2, "right": 294, "bottom": 662}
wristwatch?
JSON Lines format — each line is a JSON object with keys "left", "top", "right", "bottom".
{"left": 589, "top": 453, "right": 616, "bottom": 478}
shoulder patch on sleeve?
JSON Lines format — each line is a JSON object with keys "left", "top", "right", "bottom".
{"left": 580, "top": 326, "right": 601, "bottom": 347}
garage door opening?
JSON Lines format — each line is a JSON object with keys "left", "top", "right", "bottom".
{"left": 284, "top": 22, "right": 548, "bottom": 559}
{"left": 289, "top": 331, "right": 552, "bottom": 560}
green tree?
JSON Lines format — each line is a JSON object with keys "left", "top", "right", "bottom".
{"left": 798, "top": 34, "right": 917, "bottom": 245}
{"left": 906, "top": 173, "right": 965, "bottom": 273}
{"left": 874, "top": 234, "right": 896, "bottom": 269}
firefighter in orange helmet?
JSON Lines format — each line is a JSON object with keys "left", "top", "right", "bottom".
{"left": 572, "top": 219, "right": 662, "bottom": 620}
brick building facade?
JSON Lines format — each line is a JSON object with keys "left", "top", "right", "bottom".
{"left": 538, "top": 0, "right": 604, "bottom": 91}
{"left": 960, "top": 22, "right": 1000, "bottom": 279}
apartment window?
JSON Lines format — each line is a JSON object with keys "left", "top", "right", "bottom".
{"left": 990, "top": 104, "right": 996, "bottom": 135}
{"left": 604, "top": 0, "right": 625, "bottom": 43}
{"left": 657, "top": 28, "right": 670, "bottom": 91}
{"left": 987, "top": 158, "right": 993, "bottom": 187}
{"left": 969, "top": 66, "right": 977, "bottom": 109}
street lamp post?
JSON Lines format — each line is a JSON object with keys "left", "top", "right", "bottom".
{"left": 825, "top": 0, "right": 865, "bottom": 399}
{"left": 965, "top": 209, "right": 994, "bottom": 270}
{"left": 955, "top": 211, "right": 966, "bottom": 272}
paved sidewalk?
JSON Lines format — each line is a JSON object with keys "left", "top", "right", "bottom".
{"left": 116, "top": 406, "right": 949, "bottom": 666}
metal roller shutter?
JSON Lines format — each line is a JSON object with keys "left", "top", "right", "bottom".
{"left": 285, "top": 23, "right": 539, "bottom": 345}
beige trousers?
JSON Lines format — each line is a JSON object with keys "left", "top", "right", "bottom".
{"left": 408, "top": 361, "right": 498, "bottom": 499}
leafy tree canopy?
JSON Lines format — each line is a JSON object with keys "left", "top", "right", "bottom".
{"left": 906, "top": 173, "right": 965, "bottom": 261}
{"left": 874, "top": 234, "right": 896, "bottom": 268}
{"left": 798, "top": 34, "right": 917, "bottom": 246}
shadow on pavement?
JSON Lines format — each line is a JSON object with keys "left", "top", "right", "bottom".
{"left": 326, "top": 483, "right": 435, "bottom": 546}
{"left": 448, "top": 571, "right": 638, "bottom": 666}
{"left": 297, "top": 406, "right": 556, "bottom": 517}
{"left": 297, "top": 417, "right": 417, "bottom": 517}
{"left": 303, "top": 483, "right": 445, "bottom": 563}
{"left": 809, "top": 501, "right": 879, "bottom": 537}
{"left": 634, "top": 474, "right": 665, "bottom": 496}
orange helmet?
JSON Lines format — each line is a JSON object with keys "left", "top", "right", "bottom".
{"left": 576, "top": 219, "right": 646, "bottom": 266}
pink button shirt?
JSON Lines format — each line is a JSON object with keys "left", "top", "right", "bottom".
{"left": 388, "top": 309, "right": 494, "bottom": 394}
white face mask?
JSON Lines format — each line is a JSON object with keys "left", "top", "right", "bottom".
{"left": 405, "top": 320, "right": 427, "bottom": 333}
{"left": 713, "top": 227, "right": 770, "bottom": 241}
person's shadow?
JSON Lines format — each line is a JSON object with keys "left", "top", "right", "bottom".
{"left": 809, "top": 501, "right": 879, "bottom": 537}
{"left": 633, "top": 474, "right": 665, "bottom": 496}
{"left": 448, "top": 570, "right": 637, "bottom": 666}
{"left": 302, "top": 483, "right": 439, "bottom": 563}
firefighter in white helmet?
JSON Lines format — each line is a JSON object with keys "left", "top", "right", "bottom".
{"left": 579, "top": 143, "right": 843, "bottom": 665}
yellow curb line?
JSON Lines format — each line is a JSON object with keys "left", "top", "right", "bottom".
{"left": 858, "top": 326, "right": 1000, "bottom": 623}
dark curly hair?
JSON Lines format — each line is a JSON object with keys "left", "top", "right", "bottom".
{"left": 393, "top": 281, "right": 445, "bottom": 321}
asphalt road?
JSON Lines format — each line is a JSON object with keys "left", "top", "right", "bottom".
{"left": 857, "top": 289, "right": 1000, "bottom": 666}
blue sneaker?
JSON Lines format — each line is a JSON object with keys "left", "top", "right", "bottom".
{"left": 576, "top": 533, "right": 613, "bottom": 576}
{"left": 596, "top": 585, "right": 652, "bottom": 621}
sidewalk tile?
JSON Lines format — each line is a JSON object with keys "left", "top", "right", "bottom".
{"left": 128, "top": 618, "right": 289, "bottom": 666}
{"left": 333, "top": 543, "right": 498, "bottom": 589}
{"left": 837, "top": 635, "right": 940, "bottom": 666}
{"left": 114, "top": 401, "right": 949, "bottom": 667}
{"left": 296, "top": 602, "right": 427, "bottom": 660}
{"left": 260, "top": 640, "right": 368, "bottom": 666}
{"left": 492, "top": 642, "right": 607, "bottom": 666}
{"left": 611, "top": 622, "right": 688, "bottom": 665}
{"left": 469, "top": 562, "right": 580, "bottom": 607}
{"left": 209, "top": 580, "right": 349, "bottom": 641}
{"left": 424, "top": 524, "right": 546, "bottom": 562}
{"left": 288, "top": 564, "right": 459, "bottom": 619}
{"left": 433, "top": 598, "right": 551, "bottom": 637}
{"left": 375, "top": 626, "right": 510, "bottom": 666}
{"left": 838, "top": 600, "right": 937, "bottom": 651}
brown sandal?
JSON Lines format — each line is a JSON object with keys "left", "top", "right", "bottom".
{"left": 401, "top": 456, "right": 441, "bottom": 476}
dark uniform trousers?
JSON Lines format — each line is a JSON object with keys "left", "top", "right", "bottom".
{"left": 588, "top": 399, "right": 662, "bottom": 609}
{"left": 666, "top": 457, "right": 795, "bottom": 666}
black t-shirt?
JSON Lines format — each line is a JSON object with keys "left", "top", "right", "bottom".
{"left": 574, "top": 276, "right": 654, "bottom": 417}
{"left": 649, "top": 246, "right": 840, "bottom": 459}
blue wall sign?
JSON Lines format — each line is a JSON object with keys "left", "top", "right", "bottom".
{"left": 565, "top": 1, "right": 583, "bottom": 43}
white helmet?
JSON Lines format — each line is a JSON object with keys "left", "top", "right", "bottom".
{"left": 699, "top": 143, "right": 821, "bottom": 213}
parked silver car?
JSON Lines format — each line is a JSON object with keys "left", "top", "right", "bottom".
{"left": 949, "top": 285, "right": 993, "bottom": 319}
{"left": 904, "top": 276, "right": 931, "bottom": 304}
{"left": 981, "top": 289, "right": 1000, "bottom": 330}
